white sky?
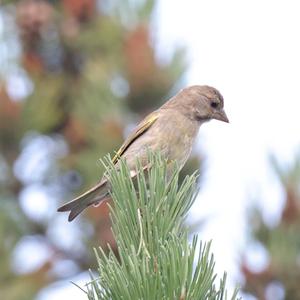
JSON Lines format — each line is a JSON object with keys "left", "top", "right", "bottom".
{"left": 38, "top": 0, "right": 300, "bottom": 298}
{"left": 156, "top": 0, "right": 300, "bottom": 293}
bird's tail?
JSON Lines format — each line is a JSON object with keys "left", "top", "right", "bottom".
{"left": 57, "top": 179, "right": 110, "bottom": 222}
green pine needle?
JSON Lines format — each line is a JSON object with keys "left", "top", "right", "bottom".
{"left": 84, "top": 152, "right": 240, "bottom": 300}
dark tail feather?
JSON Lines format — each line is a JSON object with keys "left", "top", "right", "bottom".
{"left": 57, "top": 180, "right": 109, "bottom": 221}
{"left": 58, "top": 164, "right": 151, "bottom": 221}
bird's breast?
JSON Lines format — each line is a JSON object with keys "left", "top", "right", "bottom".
{"left": 123, "top": 111, "right": 199, "bottom": 170}
{"left": 151, "top": 112, "right": 199, "bottom": 167}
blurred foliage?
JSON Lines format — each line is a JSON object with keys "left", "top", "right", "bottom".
{"left": 0, "top": 0, "right": 201, "bottom": 299}
{"left": 241, "top": 154, "right": 300, "bottom": 300}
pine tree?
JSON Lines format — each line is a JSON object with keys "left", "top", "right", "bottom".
{"left": 82, "top": 153, "right": 239, "bottom": 300}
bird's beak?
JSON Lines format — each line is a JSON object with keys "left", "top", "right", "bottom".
{"left": 213, "top": 109, "right": 229, "bottom": 123}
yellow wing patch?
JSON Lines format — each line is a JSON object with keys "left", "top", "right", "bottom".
{"left": 112, "top": 112, "right": 159, "bottom": 164}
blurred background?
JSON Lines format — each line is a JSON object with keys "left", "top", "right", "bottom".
{"left": 1, "top": 0, "right": 300, "bottom": 299}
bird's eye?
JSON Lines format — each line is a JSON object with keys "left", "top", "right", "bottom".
{"left": 210, "top": 101, "right": 218, "bottom": 109}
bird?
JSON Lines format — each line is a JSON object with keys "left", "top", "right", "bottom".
{"left": 58, "top": 85, "right": 229, "bottom": 221}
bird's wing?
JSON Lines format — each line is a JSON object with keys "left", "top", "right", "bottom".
{"left": 112, "top": 111, "right": 159, "bottom": 164}
{"left": 58, "top": 112, "right": 159, "bottom": 221}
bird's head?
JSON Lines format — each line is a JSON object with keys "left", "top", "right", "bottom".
{"left": 167, "top": 85, "right": 229, "bottom": 123}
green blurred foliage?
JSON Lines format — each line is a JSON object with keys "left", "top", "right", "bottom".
{"left": 0, "top": 0, "right": 200, "bottom": 299}
{"left": 241, "top": 154, "right": 300, "bottom": 300}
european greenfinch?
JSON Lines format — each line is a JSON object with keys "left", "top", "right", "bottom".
{"left": 58, "top": 85, "right": 228, "bottom": 221}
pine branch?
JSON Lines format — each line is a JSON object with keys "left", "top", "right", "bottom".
{"left": 85, "top": 152, "right": 240, "bottom": 300}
